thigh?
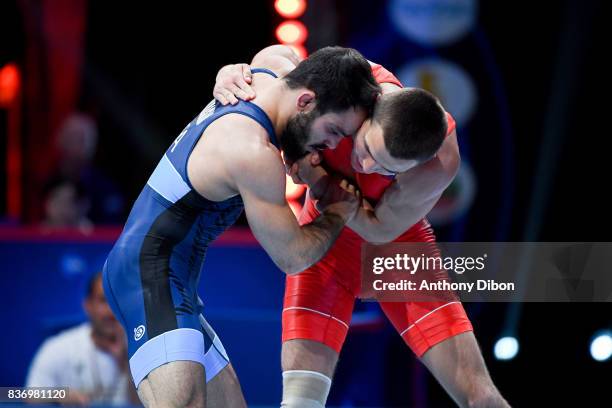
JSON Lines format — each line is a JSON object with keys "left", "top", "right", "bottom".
{"left": 282, "top": 230, "right": 362, "bottom": 354}
{"left": 382, "top": 220, "right": 472, "bottom": 357}
{"left": 380, "top": 300, "right": 473, "bottom": 357}
{"left": 283, "top": 262, "right": 357, "bottom": 355}
{"left": 206, "top": 364, "right": 246, "bottom": 408}
{"left": 138, "top": 360, "right": 206, "bottom": 408}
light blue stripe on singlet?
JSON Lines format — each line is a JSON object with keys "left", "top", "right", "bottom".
{"left": 146, "top": 154, "right": 191, "bottom": 203}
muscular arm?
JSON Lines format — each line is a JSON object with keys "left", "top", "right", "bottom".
{"left": 213, "top": 45, "right": 299, "bottom": 105}
{"left": 190, "top": 114, "right": 353, "bottom": 275}
{"left": 233, "top": 143, "right": 352, "bottom": 274}
{"left": 251, "top": 44, "right": 302, "bottom": 71}
{"left": 348, "top": 130, "right": 460, "bottom": 243}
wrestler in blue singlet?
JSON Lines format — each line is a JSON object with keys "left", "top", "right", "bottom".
{"left": 102, "top": 69, "right": 278, "bottom": 386}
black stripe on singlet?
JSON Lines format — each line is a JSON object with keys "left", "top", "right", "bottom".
{"left": 139, "top": 191, "right": 207, "bottom": 338}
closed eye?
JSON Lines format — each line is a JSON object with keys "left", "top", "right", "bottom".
{"left": 363, "top": 135, "right": 397, "bottom": 175}
{"left": 327, "top": 126, "right": 344, "bottom": 137}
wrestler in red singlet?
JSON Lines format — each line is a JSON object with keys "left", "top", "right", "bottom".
{"left": 282, "top": 64, "right": 473, "bottom": 356}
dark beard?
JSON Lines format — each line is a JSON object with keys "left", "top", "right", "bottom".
{"left": 279, "top": 110, "right": 316, "bottom": 165}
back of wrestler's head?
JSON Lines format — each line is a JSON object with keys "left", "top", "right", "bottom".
{"left": 283, "top": 46, "right": 381, "bottom": 116}
{"left": 373, "top": 88, "right": 448, "bottom": 164}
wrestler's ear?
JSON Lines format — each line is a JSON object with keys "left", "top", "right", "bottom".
{"left": 296, "top": 91, "right": 315, "bottom": 112}
{"left": 310, "top": 151, "right": 322, "bottom": 165}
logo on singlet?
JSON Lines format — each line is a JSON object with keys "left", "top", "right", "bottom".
{"left": 170, "top": 99, "right": 217, "bottom": 153}
{"left": 196, "top": 99, "right": 216, "bottom": 125}
{"left": 134, "top": 325, "right": 146, "bottom": 341}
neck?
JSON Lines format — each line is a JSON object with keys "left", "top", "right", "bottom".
{"left": 251, "top": 80, "right": 299, "bottom": 142}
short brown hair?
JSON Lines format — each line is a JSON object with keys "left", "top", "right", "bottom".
{"left": 373, "top": 88, "right": 448, "bottom": 162}
{"left": 284, "top": 46, "right": 381, "bottom": 115}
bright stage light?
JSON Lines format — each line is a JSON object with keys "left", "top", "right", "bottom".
{"left": 494, "top": 336, "right": 519, "bottom": 360}
{"left": 590, "top": 332, "right": 612, "bottom": 362}
{"left": 275, "top": 0, "right": 307, "bottom": 19}
{"left": 276, "top": 20, "right": 308, "bottom": 45}
{"left": 0, "top": 63, "right": 20, "bottom": 106}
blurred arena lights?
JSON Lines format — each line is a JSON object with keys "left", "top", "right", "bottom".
{"left": 274, "top": 0, "right": 307, "bottom": 19}
{"left": 275, "top": 20, "right": 308, "bottom": 45}
{"left": 494, "top": 336, "right": 519, "bottom": 361}
{"left": 274, "top": 0, "right": 308, "bottom": 58}
{"left": 589, "top": 331, "right": 612, "bottom": 362}
{"left": 0, "top": 62, "right": 21, "bottom": 107}
{"left": 274, "top": 0, "right": 309, "bottom": 208}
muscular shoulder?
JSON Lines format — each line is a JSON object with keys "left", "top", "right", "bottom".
{"left": 208, "top": 114, "right": 286, "bottom": 190}
{"left": 209, "top": 113, "right": 277, "bottom": 153}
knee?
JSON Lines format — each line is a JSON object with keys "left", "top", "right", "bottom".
{"left": 165, "top": 380, "right": 205, "bottom": 408}
{"left": 178, "top": 391, "right": 205, "bottom": 408}
{"left": 281, "top": 339, "right": 338, "bottom": 378}
{"left": 141, "top": 389, "right": 204, "bottom": 408}
{"left": 466, "top": 384, "right": 509, "bottom": 408}
{"left": 138, "top": 362, "right": 206, "bottom": 408}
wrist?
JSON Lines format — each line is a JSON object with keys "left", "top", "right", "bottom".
{"left": 322, "top": 207, "right": 351, "bottom": 224}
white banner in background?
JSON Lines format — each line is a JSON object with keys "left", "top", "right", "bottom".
{"left": 389, "top": 0, "right": 478, "bottom": 46}
{"left": 397, "top": 58, "right": 477, "bottom": 128}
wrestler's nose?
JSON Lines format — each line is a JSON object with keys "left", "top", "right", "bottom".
{"left": 327, "top": 136, "right": 341, "bottom": 149}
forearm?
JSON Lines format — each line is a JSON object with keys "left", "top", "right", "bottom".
{"left": 214, "top": 45, "right": 300, "bottom": 105}
{"left": 348, "top": 158, "right": 455, "bottom": 243}
{"left": 347, "top": 207, "right": 394, "bottom": 243}
{"left": 283, "top": 212, "right": 346, "bottom": 274}
{"left": 347, "top": 202, "right": 432, "bottom": 243}
{"left": 245, "top": 201, "right": 349, "bottom": 275}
